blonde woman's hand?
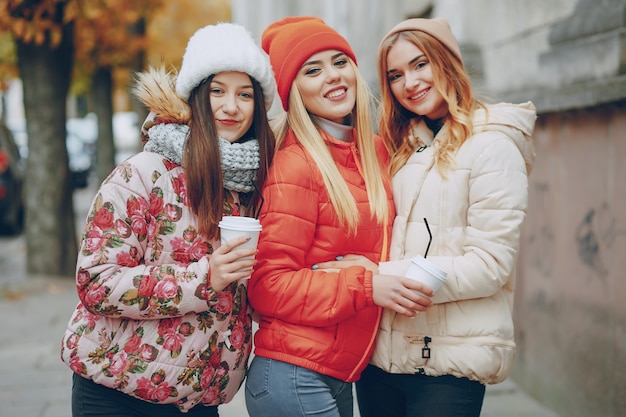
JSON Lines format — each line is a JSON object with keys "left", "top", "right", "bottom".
{"left": 313, "top": 254, "right": 379, "bottom": 274}
{"left": 209, "top": 236, "right": 257, "bottom": 292}
{"left": 372, "top": 274, "right": 434, "bottom": 317}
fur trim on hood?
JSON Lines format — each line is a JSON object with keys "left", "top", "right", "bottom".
{"left": 133, "top": 66, "right": 191, "bottom": 125}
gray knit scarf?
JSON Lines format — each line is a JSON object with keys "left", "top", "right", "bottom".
{"left": 144, "top": 123, "right": 259, "bottom": 192}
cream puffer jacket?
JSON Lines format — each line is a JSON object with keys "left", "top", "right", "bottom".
{"left": 370, "top": 101, "right": 536, "bottom": 384}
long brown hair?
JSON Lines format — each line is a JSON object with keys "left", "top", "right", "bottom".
{"left": 184, "top": 75, "right": 275, "bottom": 240}
{"left": 377, "top": 30, "right": 484, "bottom": 176}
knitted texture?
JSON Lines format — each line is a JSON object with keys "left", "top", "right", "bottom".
{"left": 261, "top": 16, "right": 357, "bottom": 110}
{"left": 380, "top": 17, "right": 462, "bottom": 63}
{"left": 144, "top": 123, "right": 259, "bottom": 193}
{"left": 175, "top": 22, "right": 276, "bottom": 108}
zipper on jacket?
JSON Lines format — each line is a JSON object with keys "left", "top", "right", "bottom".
{"left": 422, "top": 336, "right": 431, "bottom": 359}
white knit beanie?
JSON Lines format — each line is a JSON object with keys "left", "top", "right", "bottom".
{"left": 175, "top": 22, "right": 276, "bottom": 108}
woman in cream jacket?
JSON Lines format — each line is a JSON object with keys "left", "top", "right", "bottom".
{"left": 318, "top": 18, "right": 537, "bottom": 417}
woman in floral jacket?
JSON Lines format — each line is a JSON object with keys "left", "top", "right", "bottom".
{"left": 60, "top": 23, "right": 276, "bottom": 416}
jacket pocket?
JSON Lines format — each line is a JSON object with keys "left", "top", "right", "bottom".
{"left": 391, "top": 332, "right": 430, "bottom": 373}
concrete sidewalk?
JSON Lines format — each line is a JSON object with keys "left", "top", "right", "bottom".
{"left": 0, "top": 274, "right": 561, "bottom": 417}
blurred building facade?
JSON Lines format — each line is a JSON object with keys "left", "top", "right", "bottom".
{"left": 233, "top": 1, "right": 626, "bottom": 416}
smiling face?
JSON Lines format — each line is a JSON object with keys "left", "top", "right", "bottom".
{"left": 209, "top": 71, "right": 255, "bottom": 143}
{"left": 294, "top": 49, "right": 357, "bottom": 124}
{"left": 385, "top": 36, "right": 449, "bottom": 120}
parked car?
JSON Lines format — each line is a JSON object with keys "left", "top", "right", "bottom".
{"left": 0, "top": 122, "right": 25, "bottom": 235}
{"left": 113, "top": 111, "right": 141, "bottom": 164}
{"left": 8, "top": 115, "right": 97, "bottom": 189}
{"left": 66, "top": 114, "right": 97, "bottom": 188}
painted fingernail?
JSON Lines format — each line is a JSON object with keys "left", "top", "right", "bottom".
{"left": 312, "top": 264, "right": 319, "bottom": 270}
{"left": 336, "top": 256, "right": 343, "bottom": 260}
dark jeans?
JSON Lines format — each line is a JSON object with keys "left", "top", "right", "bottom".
{"left": 71, "top": 373, "right": 219, "bottom": 417}
{"left": 355, "top": 364, "right": 485, "bottom": 417}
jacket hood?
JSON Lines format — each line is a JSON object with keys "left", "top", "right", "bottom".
{"left": 132, "top": 66, "right": 191, "bottom": 164}
{"left": 473, "top": 101, "right": 537, "bottom": 174}
{"left": 133, "top": 66, "right": 191, "bottom": 125}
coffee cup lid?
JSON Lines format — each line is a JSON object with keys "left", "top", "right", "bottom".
{"left": 219, "top": 216, "right": 262, "bottom": 231}
{"left": 410, "top": 255, "right": 448, "bottom": 280}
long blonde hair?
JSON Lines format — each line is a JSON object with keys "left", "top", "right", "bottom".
{"left": 378, "top": 30, "right": 485, "bottom": 176}
{"left": 273, "top": 59, "right": 389, "bottom": 234}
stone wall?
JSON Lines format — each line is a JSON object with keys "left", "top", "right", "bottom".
{"left": 514, "top": 102, "right": 626, "bottom": 417}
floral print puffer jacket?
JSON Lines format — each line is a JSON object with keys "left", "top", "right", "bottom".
{"left": 60, "top": 148, "right": 252, "bottom": 412}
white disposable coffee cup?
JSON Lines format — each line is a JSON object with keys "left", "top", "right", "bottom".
{"left": 404, "top": 255, "right": 448, "bottom": 296}
{"left": 218, "top": 216, "right": 262, "bottom": 258}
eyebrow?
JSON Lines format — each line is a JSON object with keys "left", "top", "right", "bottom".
{"left": 210, "top": 79, "right": 254, "bottom": 89}
{"left": 302, "top": 52, "right": 347, "bottom": 67}
{"left": 387, "top": 53, "right": 425, "bottom": 75}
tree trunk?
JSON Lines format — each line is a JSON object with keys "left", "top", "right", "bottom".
{"left": 16, "top": 23, "right": 78, "bottom": 278}
{"left": 91, "top": 67, "right": 116, "bottom": 183}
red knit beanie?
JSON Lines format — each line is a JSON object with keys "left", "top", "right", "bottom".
{"left": 261, "top": 16, "right": 357, "bottom": 110}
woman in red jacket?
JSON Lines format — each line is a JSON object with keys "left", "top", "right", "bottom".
{"left": 244, "top": 16, "right": 433, "bottom": 417}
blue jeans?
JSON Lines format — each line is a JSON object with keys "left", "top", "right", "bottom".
{"left": 245, "top": 356, "right": 354, "bottom": 417}
{"left": 71, "top": 373, "right": 219, "bottom": 417}
{"left": 355, "top": 364, "right": 485, "bottom": 417}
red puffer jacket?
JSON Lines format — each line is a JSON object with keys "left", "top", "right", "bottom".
{"left": 248, "top": 128, "right": 395, "bottom": 382}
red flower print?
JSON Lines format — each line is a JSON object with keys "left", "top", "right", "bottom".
{"left": 157, "top": 318, "right": 180, "bottom": 336}
{"left": 183, "top": 228, "right": 196, "bottom": 242}
{"left": 201, "top": 366, "right": 215, "bottom": 389}
{"left": 109, "top": 352, "right": 130, "bottom": 376}
{"left": 139, "top": 344, "right": 157, "bottom": 361}
{"left": 84, "top": 228, "right": 105, "bottom": 252}
{"left": 171, "top": 173, "right": 187, "bottom": 203}
{"left": 130, "top": 214, "right": 148, "bottom": 237}
{"left": 165, "top": 203, "right": 182, "bottom": 221}
{"left": 135, "top": 377, "right": 153, "bottom": 399}
{"left": 201, "top": 386, "right": 220, "bottom": 403}
{"left": 66, "top": 333, "right": 80, "bottom": 349}
{"left": 69, "top": 355, "right": 85, "bottom": 374}
{"left": 93, "top": 206, "right": 114, "bottom": 230}
{"left": 215, "top": 292, "right": 233, "bottom": 315}
{"left": 154, "top": 278, "right": 178, "bottom": 299}
{"left": 170, "top": 237, "right": 188, "bottom": 252}
{"left": 161, "top": 331, "right": 185, "bottom": 353}
{"left": 135, "top": 375, "right": 175, "bottom": 402}
{"left": 164, "top": 159, "right": 179, "bottom": 171}
{"left": 137, "top": 275, "right": 158, "bottom": 298}
{"left": 216, "top": 365, "right": 228, "bottom": 379}
{"left": 209, "top": 350, "right": 222, "bottom": 368}
{"left": 152, "top": 382, "right": 174, "bottom": 402}
{"left": 151, "top": 372, "right": 165, "bottom": 385}
{"left": 229, "top": 322, "right": 246, "bottom": 350}
{"left": 127, "top": 195, "right": 149, "bottom": 215}
{"left": 124, "top": 334, "right": 142, "bottom": 354}
{"left": 188, "top": 239, "right": 209, "bottom": 261}
{"left": 117, "top": 251, "right": 138, "bottom": 267}
{"left": 147, "top": 219, "right": 158, "bottom": 241}
{"left": 84, "top": 285, "right": 107, "bottom": 307}
{"left": 115, "top": 219, "right": 132, "bottom": 238}
{"left": 149, "top": 193, "right": 164, "bottom": 217}
{"left": 77, "top": 269, "right": 91, "bottom": 286}
{"left": 178, "top": 322, "right": 194, "bottom": 336}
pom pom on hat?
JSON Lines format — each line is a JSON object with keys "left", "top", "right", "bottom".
{"left": 175, "top": 23, "right": 276, "bottom": 108}
{"left": 261, "top": 16, "right": 357, "bottom": 110}
{"left": 381, "top": 17, "right": 462, "bottom": 63}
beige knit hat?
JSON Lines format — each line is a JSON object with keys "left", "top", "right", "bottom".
{"left": 380, "top": 17, "right": 462, "bottom": 63}
{"left": 175, "top": 22, "right": 276, "bottom": 108}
